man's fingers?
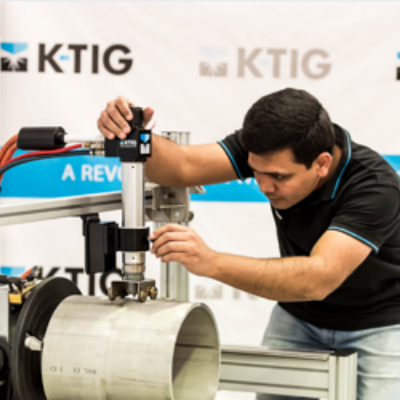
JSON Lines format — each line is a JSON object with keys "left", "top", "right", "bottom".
{"left": 106, "top": 104, "right": 131, "bottom": 138}
{"left": 98, "top": 97, "right": 155, "bottom": 141}
{"left": 99, "top": 110, "right": 122, "bottom": 137}
{"left": 150, "top": 224, "right": 188, "bottom": 241}
{"left": 151, "top": 232, "right": 188, "bottom": 254}
{"left": 156, "top": 242, "right": 188, "bottom": 258}
{"left": 97, "top": 118, "right": 116, "bottom": 140}
{"left": 143, "top": 107, "right": 154, "bottom": 128}
{"left": 161, "top": 253, "right": 184, "bottom": 263}
{"left": 115, "top": 96, "right": 134, "bottom": 121}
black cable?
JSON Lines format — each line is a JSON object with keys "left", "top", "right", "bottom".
{"left": 0, "top": 150, "right": 90, "bottom": 177}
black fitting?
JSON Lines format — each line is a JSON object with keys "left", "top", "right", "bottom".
{"left": 82, "top": 214, "right": 150, "bottom": 275}
{"left": 17, "top": 127, "right": 66, "bottom": 150}
{"left": 130, "top": 107, "right": 144, "bottom": 128}
{"left": 119, "top": 227, "right": 150, "bottom": 252}
{"left": 105, "top": 107, "right": 152, "bottom": 162}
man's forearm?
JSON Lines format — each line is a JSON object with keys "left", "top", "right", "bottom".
{"left": 145, "top": 134, "right": 187, "bottom": 186}
{"left": 209, "top": 252, "right": 327, "bottom": 302}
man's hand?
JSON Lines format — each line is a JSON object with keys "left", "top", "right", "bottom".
{"left": 97, "top": 96, "right": 154, "bottom": 140}
{"left": 150, "top": 224, "right": 218, "bottom": 277}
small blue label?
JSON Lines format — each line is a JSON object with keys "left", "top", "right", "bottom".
{"left": 140, "top": 134, "right": 150, "bottom": 143}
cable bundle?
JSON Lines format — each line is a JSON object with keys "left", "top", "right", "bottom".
{"left": 0, "top": 135, "right": 90, "bottom": 193}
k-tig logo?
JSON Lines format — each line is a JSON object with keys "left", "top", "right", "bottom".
{"left": 39, "top": 43, "right": 133, "bottom": 74}
{"left": 1, "top": 42, "right": 133, "bottom": 74}
{"left": 1, "top": 42, "right": 28, "bottom": 72}
{"left": 200, "top": 47, "right": 331, "bottom": 79}
{"left": 199, "top": 47, "right": 229, "bottom": 77}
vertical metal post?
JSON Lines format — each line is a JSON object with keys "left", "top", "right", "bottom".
{"left": 334, "top": 352, "right": 358, "bottom": 400}
{"left": 0, "top": 286, "right": 9, "bottom": 341}
{"left": 122, "top": 162, "right": 146, "bottom": 280}
{"left": 157, "top": 131, "right": 191, "bottom": 302}
{"left": 157, "top": 221, "right": 189, "bottom": 302}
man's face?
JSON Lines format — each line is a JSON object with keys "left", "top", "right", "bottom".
{"left": 248, "top": 149, "right": 328, "bottom": 210}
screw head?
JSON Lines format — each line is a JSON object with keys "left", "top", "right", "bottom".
{"left": 107, "top": 288, "right": 116, "bottom": 301}
{"left": 149, "top": 287, "right": 158, "bottom": 300}
{"left": 139, "top": 290, "right": 148, "bottom": 302}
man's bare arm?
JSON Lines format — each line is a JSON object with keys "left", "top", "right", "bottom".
{"left": 209, "top": 230, "right": 372, "bottom": 301}
{"left": 97, "top": 96, "right": 237, "bottom": 187}
{"left": 151, "top": 226, "right": 372, "bottom": 302}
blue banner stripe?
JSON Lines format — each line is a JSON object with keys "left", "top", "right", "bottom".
{"left": 1, "top": 152, "right": 400, "bottom": 202}
{"left": 0, "top": 266, "right": 26, "bottom": 276}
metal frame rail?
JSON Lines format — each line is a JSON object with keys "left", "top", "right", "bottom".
{"left": 0, "top": 192, "right": 122, "bottom": 226}
{"left": 219, "top": 346, "right": 357, "bottom": 400}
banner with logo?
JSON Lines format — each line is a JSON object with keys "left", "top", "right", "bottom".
{"left": 1, "top": 4, "right": 400, "bottom": 397}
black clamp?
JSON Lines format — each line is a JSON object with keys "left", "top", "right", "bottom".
{"left": 105, "top": 107, "right": 152, "bottom": 162}
{"left": 82, "top": 214, "right": 149, "bottom": 275}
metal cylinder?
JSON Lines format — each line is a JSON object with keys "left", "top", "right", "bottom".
{"left": 42, "top": 296, "right": 220, "bottom": 400}
{"left": 122, "top": 162, "right": 146, "bottom": 272}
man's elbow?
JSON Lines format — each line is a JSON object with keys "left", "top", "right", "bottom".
{"left": 305, "top": 259, "right": 341, "bottom": 301}
{"left": 309, "top": 286, "right": 332, "bottom": 301}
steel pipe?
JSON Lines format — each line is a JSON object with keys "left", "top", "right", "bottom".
{"left": 42, "top": 296, "right": 220, "bottom": 400}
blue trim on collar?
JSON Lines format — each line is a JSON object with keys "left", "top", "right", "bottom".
{"left": 218, "top": 141, "right": 244, "bottom": 180}
{"left": 331, "top": 131, "right": 352, "bottom": 199}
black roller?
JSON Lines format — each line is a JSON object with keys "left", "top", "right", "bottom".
{"left": 0, "top": 338, "right": 12, "bottom": 400}
{"left": 11, "top": 277, "right": 81, "bottom": 400}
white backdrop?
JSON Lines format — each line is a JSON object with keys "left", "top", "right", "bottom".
{"left": 1, "top": 3, "right": 400, "bottom": 399}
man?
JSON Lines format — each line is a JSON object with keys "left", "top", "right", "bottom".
{"left": 98, "top": 88, "right": 400, "bottom": 400}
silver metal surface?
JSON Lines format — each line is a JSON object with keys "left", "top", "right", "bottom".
{"left": 161, "top": 131, "right": 190, "bottom": 146}
{"left": 42, "top": 296, "right": 220, "bottom": 400}
{"left": 25, "top": 335, "right": 43, "bottom": 351}
{"left": 108, "top": 278, "right": 156, "bottom": 301}
{"left": 219, "top": 346, "right": 357, "bottom": 400}
{"left": 122, "top": 163, "right": 146, "bottom": 274}
{"left": 64, "top": 134, "right": 105, "bottom": 143}
{"left": 0, "top": 192, "right": 122, "bottom": 227}
{"left": 160, "top": 260, "right": 189, "bottom": 301}
{"left": 222, "top": 345, "right": 333, "bottom": 360}
{"left": 0, "top": 286, "right": 9, "bottom": 341}
{"left": 122, "top": 163, "right": 145, "bottom": 228}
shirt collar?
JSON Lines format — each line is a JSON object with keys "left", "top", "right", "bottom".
{"left": 292, "top": 125, "right": 352, "bottom": 209}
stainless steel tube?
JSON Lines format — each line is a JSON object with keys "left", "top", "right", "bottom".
{"left": 42, "top": 296, "right": 220, "bottom": 400}
{"left": 122, "top": 162, "right": 146, "bottom": 274}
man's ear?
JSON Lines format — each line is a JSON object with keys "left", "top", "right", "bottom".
{"left": 314, "top": 152, "right": 332, "bottom": 178}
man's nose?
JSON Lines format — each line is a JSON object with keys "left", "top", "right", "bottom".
{"left": 257, "top": 176, "right": 276, "bottom": 194}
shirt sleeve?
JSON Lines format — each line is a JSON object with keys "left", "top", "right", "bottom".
{"left": 218, "top": 129, "right": 254, "bottom": 180}
{"left": 328, "top": 185, "right": 400, "bottom": 254}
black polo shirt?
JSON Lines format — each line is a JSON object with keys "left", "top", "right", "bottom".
{"left": 218, "top": 125, "right": 400, "bottom": 331}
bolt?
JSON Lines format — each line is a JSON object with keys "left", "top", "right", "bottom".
{"left": 107, "top": 288, "right": 116, "bottom": 301}
{"left": 139, "top": 290, "right": 148, "bottom": 302}
{"left": 25, "top": 336, "right": 43, "bottom": 351}
{"left": 149, "top": 287, "right": 158, "bottom": 300}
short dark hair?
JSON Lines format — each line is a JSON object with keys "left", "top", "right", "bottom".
{"left": 241, "top": 88, "right": 335, "bottom": 168}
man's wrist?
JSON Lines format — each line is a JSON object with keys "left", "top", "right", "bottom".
{"left": 207, "top": 251, "right": 225, "bottom": 280}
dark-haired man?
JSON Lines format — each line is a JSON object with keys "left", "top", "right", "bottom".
{"left": 98, "top": 89, "right": 400, "bottom": 399}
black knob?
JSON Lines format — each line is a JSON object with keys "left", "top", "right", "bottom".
{"left": 129, "top": 107, "right": 144, "bottom": 129}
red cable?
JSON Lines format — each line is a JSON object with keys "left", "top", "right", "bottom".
{"left": 20, "top": 268, "right": 33, "bottom": 279}
{"left": 1, "top": 143, "right": 17, "bottom": 167}
{"left": 1, "top": 144, "right": 82, "bottom": 168}
{"left": 0, "top": 135, "right": 18, "bottom": 164}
